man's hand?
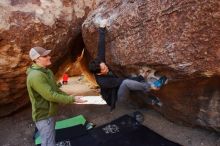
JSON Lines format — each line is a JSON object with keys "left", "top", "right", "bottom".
{"left": 99, "top": 19, "right": 108, "bottom": 28}
{"left": 74, "top": 96, "right": 87, "bottom": 103}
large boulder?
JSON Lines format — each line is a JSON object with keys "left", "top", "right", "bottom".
{"left": 82, "top": 0, "right": 220, "bottom": 131}
{"left": 0, "top": 0, "right": 100, "bottom": 117}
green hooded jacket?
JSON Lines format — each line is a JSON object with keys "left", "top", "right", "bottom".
{"left": 26, "top": 64, "right": 74, "bottom": 122}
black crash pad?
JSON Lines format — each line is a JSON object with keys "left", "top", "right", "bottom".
{"left": 36, "top": 114, "right": 181, "bottom": 146}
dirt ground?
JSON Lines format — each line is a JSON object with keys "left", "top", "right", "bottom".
{"left": 0, "top": 76, "right": 219, "bottom": 146}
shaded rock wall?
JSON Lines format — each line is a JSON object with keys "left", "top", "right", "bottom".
{"left": 0, "top": 0, "right": 100, "bottom": 117}
{"left": 82, "top": 0, "right": 220, "bottom": 131}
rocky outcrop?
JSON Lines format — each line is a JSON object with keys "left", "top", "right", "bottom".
{"left": 82, "top": 0, "right": 220, "bottom": 131}
{"left": 0, "top": 0, "right": 100, "bottom": 117}
{"left": 1, "top": 0, "right": 220, "bottom": 133}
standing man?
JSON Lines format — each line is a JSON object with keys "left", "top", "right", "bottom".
{"left": 26, "top": 46, "right": 85, "bottom": 146}
{"left": 89, "top": 20, "right": 167, "bottom": 111}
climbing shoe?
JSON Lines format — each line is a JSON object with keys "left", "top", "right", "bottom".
{"left": 151, "top": 76, "right": 168, "bottom": 89}
{"left": 149, "top": 95, "right": 163, "bottom": 107}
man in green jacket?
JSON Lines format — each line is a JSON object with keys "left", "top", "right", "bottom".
{"left": 26, "top": 46, "right": 85, "bottom": 146}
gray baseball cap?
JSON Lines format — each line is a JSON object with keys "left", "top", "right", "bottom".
{"left": 29, "top": 46, "right": 51, "bottom": 61}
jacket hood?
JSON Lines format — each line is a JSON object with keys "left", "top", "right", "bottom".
{"left": 26, "top": 64, "right": 48, "bottom": 75}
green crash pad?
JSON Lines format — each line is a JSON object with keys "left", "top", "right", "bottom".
{"left": 35, "top": 115, "right": 86, "bottom": 145}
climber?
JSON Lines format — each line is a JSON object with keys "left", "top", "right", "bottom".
{"left": 88, "top": 19, "right": 168, "bottom": 111}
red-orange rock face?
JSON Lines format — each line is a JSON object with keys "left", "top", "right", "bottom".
{"left": 0, "top": 0, "right": 100, "bottom": 117}
{"left": 82, "top": 0, "right": 220, "bottom": 131}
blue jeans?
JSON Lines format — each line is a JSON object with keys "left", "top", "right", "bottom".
{"left": 117, "top": 79, "right": 151, "bottom": 102}
{"left": 35, "top": 117, "right": 56, "bottom": 146}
